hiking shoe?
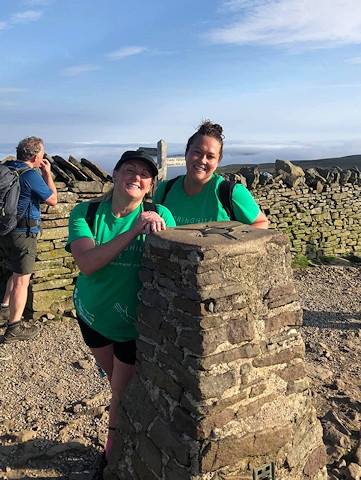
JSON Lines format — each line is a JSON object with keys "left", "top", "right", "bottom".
{"left": 3, "top": 321, "right": 40, "bottom": 344}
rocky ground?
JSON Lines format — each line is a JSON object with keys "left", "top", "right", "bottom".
{"left": 0, "top": 264, "right": 361, "bottom": 479}
{"left": 0, "top": 317, "right": 111, "bottom": 480}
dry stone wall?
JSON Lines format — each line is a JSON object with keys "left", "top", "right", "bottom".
{"left": 224, "top": 159, "right": 361, "bottom": 259}
{"left": 1, "top": 154, "right": 360, "bottom": 317}
{"left": 253, "top": 182, "right": 361, "bottom": 259}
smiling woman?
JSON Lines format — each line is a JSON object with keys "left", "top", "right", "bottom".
{"left": 153, "top": 120, "right": 269, "bottom": 229}
{"left": 65, "top": 149, "right": 175, "bottom": 475}
{"left": 113, "top": 157, "right": 155, "bottom": 206}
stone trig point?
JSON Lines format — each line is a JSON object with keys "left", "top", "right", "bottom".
{"left": 105, "top": 223, "right": 327, "bottom": 480}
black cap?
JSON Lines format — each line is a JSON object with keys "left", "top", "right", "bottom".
{"left": 115, "top": 149, "right": 158, "bottom": 177}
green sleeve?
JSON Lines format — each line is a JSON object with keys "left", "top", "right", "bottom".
{"left": 65, "top": 202, "right": 93, "bottom": 252}
{"left": 231, "top": 184, "right": 261, "bottom": 224}
{"left": 155, "top": 204, "right": 176, "bottom": 227}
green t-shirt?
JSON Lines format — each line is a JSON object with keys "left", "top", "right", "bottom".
{"left": 153, "top": 173, "right": 260, "bottom": 226}
{"left": 66, "top": 200, "right": 176, "bottom": 342}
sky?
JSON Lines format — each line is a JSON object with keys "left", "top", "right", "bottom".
{"left": 2, "top": 0, "right": 361, "bottom": 174}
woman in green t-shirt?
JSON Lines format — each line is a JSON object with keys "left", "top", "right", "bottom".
{"left": 153, "top": 120, "right": 269, "bottom": 228}
{"left": 67, "top": 150, "right": 175, "bottom": 470}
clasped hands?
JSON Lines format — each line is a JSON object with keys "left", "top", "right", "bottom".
{"left": 137, "top": 211, "right": 166, "bottom": 235}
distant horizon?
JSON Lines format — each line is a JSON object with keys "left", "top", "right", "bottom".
{"left": 2, "top": 139, "right": 361, "bottom": 178}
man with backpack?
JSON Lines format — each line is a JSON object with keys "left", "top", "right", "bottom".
{"left": 0, "top": 136, "right": 57, "bottom": 343}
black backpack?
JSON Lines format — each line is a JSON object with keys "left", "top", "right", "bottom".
{"left": 85, "top": 200, "right": 157, "bottom": 232}
{"left": 0, "top": 163, "right": 32, "bottom": 236}
{"left": 160, "top": 176, "right": 236, "bottom": 220}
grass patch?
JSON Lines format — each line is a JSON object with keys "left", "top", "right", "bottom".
{"left": 291, "top": 255, "right": 310, "bottom": 269}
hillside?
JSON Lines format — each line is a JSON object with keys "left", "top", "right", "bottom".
{"left": 216, "top": 154, "right": 361, "bottom": 175}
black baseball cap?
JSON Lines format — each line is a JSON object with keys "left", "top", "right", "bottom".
{"left": 115, "top": 149, "right": 158, "bottom": 177}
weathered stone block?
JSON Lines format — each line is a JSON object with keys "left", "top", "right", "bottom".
{"left": 138, "top": 361, "right": 183, "bottom": 402}
{"left": 119, "top": 374, "right": 159, "bottom": 431}
{"left": 286, "top": 377, "right": 309, "bottom": 395}
{"left": 148, "top": 418, "right": 191, "bottom": 466}
{"left": 176, "top": 315, "right": 254, "bottom": 356}
{"left": 37, "top": 248, "right": 72, "bottom": 261}
{"left": 265, "top": 308, "right": 303, "bottom": 332}
{"left": 132, "top": 451, "right": 158, "bottom": 480}
{"left": 137, "top": 433, "right": 163, "bottom": 478}
{"left": 199, "top": 425, "right": 293, "bottom": 473}
{"left": 31, "top": 289, "right": 73, "bottom": 311}
{"left": 136, "top": 338, "right": 155, "bottom": 361}
{"left": 253, "top": 344, "right": 305, "bottom": 367}
{"left": 236, "top": 393, "right": 278, "bottom": 419}
{"left": 277, "top": 362, "right": 305, "bottom": 383}
{"left": 141, "top": 288, "right": 169, "bottom": 310}
{"left": 32, "top": 267, "right": 72, "bottom": 279}
{"left": 30, "top": 278, "right": 73, "bottom": 292}
{"left": 184, "top": 342, "right": 260, "bottom": 371}
{"left": 68, "top": 180, "right": 103, "bottom": 193}
{"left": 40, "top": 226, "right": 68, "bottom": 241}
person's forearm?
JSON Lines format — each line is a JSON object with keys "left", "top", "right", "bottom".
{"left": 73, "top": 228, "right": 139, "bottom": 275}
{"left": 71, "top": 209, "right": 166, "bottom": 275}
{"left": 42, "top": 171, "right": 57, "bottom": 198}
{"left": 251, "top": 211, "right": 269, "bottom": 229}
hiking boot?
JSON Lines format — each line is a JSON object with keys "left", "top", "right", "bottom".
{"left": 3, "top": 321, "right": 40, "bottom": 344}
{"left": 0, "top": 313, "right": 24, "bottom": 328}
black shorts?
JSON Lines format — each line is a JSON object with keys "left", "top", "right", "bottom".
{"left": 0, "top": 231, "right": 37, "bottom": 274}
{"left": 77, "top": 317, "right": 136, "bottom": 365}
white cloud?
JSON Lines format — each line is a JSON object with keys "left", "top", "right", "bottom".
{"left": 106, "top": 46, "right": 147, "bottom": 60}
{"left": 348, "top": 56, "right": 361, "bottom": 64}
{"left": 61, "top": 64, "right": 101, "bottom": 77}
{"left": 0, "top": 22, "right": 7, "bottom": 30}
{"left": 207, "top": 0, "right": 361, "bottom": 50}
{"left": 10, "top": 10, "right": 43, "bottom": 24}
{"left": 0, "top": 88, "right": 26, "bottom": 94}
{"left": 23, "top": 0, "right": 54, "bottom": 5}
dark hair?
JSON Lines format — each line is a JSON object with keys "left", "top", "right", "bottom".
{"left": 185, "top": 120, "right": 224, "bottom": 160}
{"left": 16, "top": 136, "right": 43, "bottom": 162}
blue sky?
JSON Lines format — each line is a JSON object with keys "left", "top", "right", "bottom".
{"left": 2, "top": 0, "right": 361, "bottom": 173}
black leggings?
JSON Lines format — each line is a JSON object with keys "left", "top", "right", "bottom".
{"left": 77, "top": 317, "right": 136, "bottom": 365}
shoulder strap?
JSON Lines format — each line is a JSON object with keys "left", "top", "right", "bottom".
{"left": 17, "top": 166, "right": 32, "bottom": 177}
{"left": 85, "top": 201, "right": 100, "bottom": 232}
{"left": 5, "top": 164, "right": 33, "bottom": 227}
{"left": 218, "top": 180, "right": 236, "bottom": 220}
{"left": 143, "top": 201, "right": 157, "bottom": 212}
{"left": 16, "top": 167, "right": 33, "bottom": 219}
{"left": 161, "top": 175, "right": 236, "bottom": 220}
{"left": 85, "top": 200, "right": 157, "bottom": 232}
{"left": 161, "top": 175, "right": 181, "bottom": 203}
{"left": 4, "top": 162, "right": 31, "bottom": 176}
{"left": 15, "top": 165, "right": 32, "bottom": 175}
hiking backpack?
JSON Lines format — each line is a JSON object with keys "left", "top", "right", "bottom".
{"left": 85, "top": 200, "right": 157, "bottom": 232}
{"left": 0, "top": 163, "right": 32, "bottom": 236}
{"left": 160, "top": 176, "right": 236, "bottom": 220}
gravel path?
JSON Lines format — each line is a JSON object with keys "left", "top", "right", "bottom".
{"left": 0, "top": 264, "right": 361, "bottom": 479}
{"left": 0, "top": 317, "right": 111, "bottom": 479}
